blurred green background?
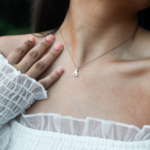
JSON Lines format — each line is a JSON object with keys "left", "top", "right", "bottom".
{"left": 0, "top": 0, "right": 32, "bottom": 36}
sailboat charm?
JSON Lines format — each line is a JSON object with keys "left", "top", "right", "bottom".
{"left": 73, "top": 67, "right": 79, "bottom": 77}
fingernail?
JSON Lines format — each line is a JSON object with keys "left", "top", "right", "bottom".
{"left": 46, "top": 34, "right": 54, "bottom": 42}
{"left": 56, "top": 66, "right": 64, "bottom": 74}
{"left": 29, "top": 36, "right": 35, "bottom": 42}
{"left": 54, "top": 43, "right": 63, "bottom": 51}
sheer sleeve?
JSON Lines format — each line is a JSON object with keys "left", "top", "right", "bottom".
{"left": 0, "top": 54, "right": 48, "bottom": 150}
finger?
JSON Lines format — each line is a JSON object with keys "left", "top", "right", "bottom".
{"left": 7, "top": 36, "right": 35, "bottom": 65}
{"left": 38, "top": 66, "right": 64, "bottom": 89}
{"left": 17, "top": 34, "right": 55, "bottom": 73}
{"left": 26, "top": 43, "right": 63, "bottom": 79}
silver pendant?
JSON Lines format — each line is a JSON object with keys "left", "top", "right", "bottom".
{"left": 73, "top": 67, "right": 79, "bottom": 77}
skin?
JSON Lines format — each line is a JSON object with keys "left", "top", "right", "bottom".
{"left": 4, "top": 35, "right": 64, "bottom": 89}
{"left": 1, "top": 0, "right": 150, "bottom": 129}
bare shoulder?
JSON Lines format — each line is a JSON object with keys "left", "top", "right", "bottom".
{"left": 0, "top": 31, "right": 51, "bottom": 58}
{"left": 128, "top": 27, "right": 150, "bottom": 93}
{"left": 0, "top": 34, "right": 33, "bottom": 58}
{"left": 134, "top": 27, "right": 150, "bottom": 59}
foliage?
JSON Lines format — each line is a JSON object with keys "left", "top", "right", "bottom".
{"left": 0, "top": 0, "right": 32, "bottom": 36}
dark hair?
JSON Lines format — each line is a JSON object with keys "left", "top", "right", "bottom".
{"left": 32, "top": 0, "right": 150, "bottom": 35}
{"left": 32, "top": 0, "right": 70, "bottom": 35}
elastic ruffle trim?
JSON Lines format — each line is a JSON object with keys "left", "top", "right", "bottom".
{"left": 6, "top": 120, "right": 150, "bottom": 150}
{"left": 0, "top": 53, "right": 47, "bottom": 125}
{"left": 19, "top": 112, "right": 150, "bottom": 142}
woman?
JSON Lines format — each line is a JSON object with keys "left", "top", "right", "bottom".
{"left": 1, "top": 0, "right": 150, "bottom": 149}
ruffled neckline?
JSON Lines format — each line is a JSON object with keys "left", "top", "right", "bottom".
{"left": 18, "top": 111, "right": 150, "bottom": 142}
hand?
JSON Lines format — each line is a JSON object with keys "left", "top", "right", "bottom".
{"left": 1, "top": 34, "right": 64, "bottom": 90}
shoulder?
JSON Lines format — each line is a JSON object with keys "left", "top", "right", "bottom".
{"left": 133, "top": 27, "right": 150, "bottom": 59}
{"left": 0, "top": 31, "right": 50, "bottom": 58}
{"left": 0, "top": 34, "right": 33, "bottom": 58}
{"left": 130, "top": 26, "right": 150, "bottom": 70}
{"left": 129, "top": 27, "right": 150, "bottom": 92}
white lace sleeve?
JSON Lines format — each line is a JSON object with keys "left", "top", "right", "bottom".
{"left": 0, "top": 53, "right": 48, "bottom": 150}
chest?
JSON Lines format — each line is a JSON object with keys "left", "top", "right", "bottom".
{"left": 26, "top": 57, "right": 150, "bottom": 128}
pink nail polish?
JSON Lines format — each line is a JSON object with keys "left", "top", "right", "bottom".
{"left": 55, "top": 43, "right": 63, "bottom": 51}
{"left": 46, "top": 34, "right": 54, "bottom": 42}
{"left": 29, "top": 36, "right": 35, "bottom": 42}
{"left": 56, "top": 66, "right": 64, "bottom": 74}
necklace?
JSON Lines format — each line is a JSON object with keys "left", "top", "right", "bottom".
{"left": 60, "top": 25, "right": 139, "bottom": 77}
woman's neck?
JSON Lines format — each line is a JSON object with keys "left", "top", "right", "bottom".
{"left": 58, "top": 0, "right": 142, "bottom": 66}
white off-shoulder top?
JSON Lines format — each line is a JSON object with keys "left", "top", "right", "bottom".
{"left": 0, "top": 53, "right": 150, "bottom": 150}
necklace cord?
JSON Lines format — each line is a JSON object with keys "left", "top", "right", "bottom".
{"left": 60, "top": 24, "right": 139, "bottom": 69}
